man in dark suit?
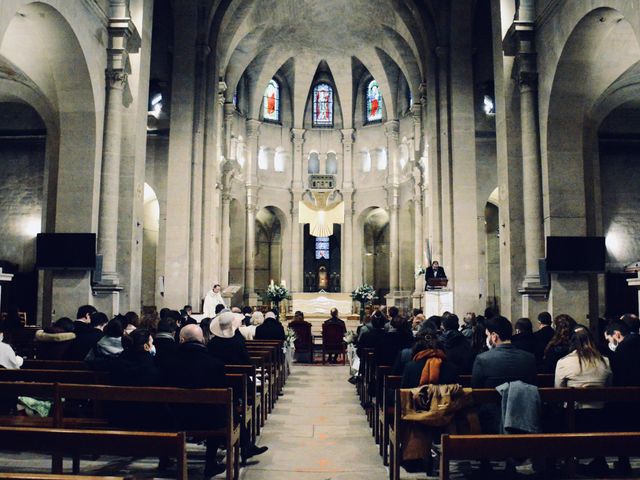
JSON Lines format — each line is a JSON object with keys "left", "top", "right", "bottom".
{"left": 534, "top": 311, "right": 554, "bottom": 361}
{"left": 512, "top": 317, "right": 538, "bottom": 359}
{"left": 66, "top": 311, "right": 106, "bottom": 360}
{"left": 424, "top": 261, "right": 447, "bottom": 290}
{"left": 323, "top": 308, "right": 347, "bottom": 363}
{"left": 471, "top": 315, "right": 536, "bottom": 388}
{"left": 255, "top": 311, "right": 285, "bottom": 340}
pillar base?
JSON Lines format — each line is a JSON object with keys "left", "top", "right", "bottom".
{"left": 97, "top": 271, "right": 120, "bottom": 287}
{"left": 412, "top": 291, "right": 424, "bottom": 310}
{"left": 244, "top": 291, "right": 261, "bottom": 308}
{"left": 518, "top": 275, "right": 549, "bottom": 321}
{"left": 91, "top": 283, "right": 123, "bottom": 317}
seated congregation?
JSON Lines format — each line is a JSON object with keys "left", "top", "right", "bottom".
{"left": 353, "top": 307, "right": 640, "bottom": 478}
{"left": 0, "top": 303, "right": 289, "bottom": 479}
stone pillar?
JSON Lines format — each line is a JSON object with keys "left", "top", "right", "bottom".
{"left": 385, "top": 121, "right": 400, "bottom": 294}
{"left": 244, "top": 187, "right": 259, "bottom": 304}
{"left": 290, "top": 128, "right": 305, "bottom": 292}
{"left": 341, "top": 128, "right": 355, "bottom": 292}
{"left": 244, "top": 119, "right": 260, "bottom": 304}
{"left": 224, "top": 101, "right": 235, "bottom": 159}
{"left": 220, "top": 191, "right": 231, "bottom": 285}
{"left": 97, "top": 4, "right": 135, "bottom": 286}
{"left": 413, "top": 189, "right": 425, "bottom": 296}
{"left": 506, "top": 19, "right": 548, "bottom": 315}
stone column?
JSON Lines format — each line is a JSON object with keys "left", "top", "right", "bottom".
{"left": 97, "top": 5, "right": 135, "bottom": 286}
{"left": 245, "top": 187, "right": 259, "bottom": 304}
{"left": 505, "top": 19, "right": 548, "bottom": 316}
{"left": 385, "top": 121, "right": 400, "bottom": 295}
{"left": 413, "top": 188, "right": 425, "bottom": 297}
{"left": 244, "top": 119, "right": 260, "bottom": 304}
{"left": 224, "top": 101, "right": 235, "bottom": 160}
{"left": 341, "top": 128, "right": 355, "bottom": 292}
{"left": 290, "top": 128, "right": 305, "bottom": 292}
{"left": 219, "top": 191, "right": 231, "bottom": 285}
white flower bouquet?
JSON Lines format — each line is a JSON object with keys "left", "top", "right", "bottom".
{"left": 266, "top": 281, "right": 290, "bottom": 303}
{"left": 351, "top": 284, "right": 376, "bottom": 304}
{"left": 414, "top": 264, "right": 427, "bottom": 278}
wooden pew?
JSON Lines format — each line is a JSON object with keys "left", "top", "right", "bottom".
{"left": 388, "top": 386, "right": 640, "bottom": 480}
{"left": 0, "top": 426, "right": 187, "bottom": 479}
{"left": 226, "top": 364, "right": 259, "bottom": 443}
{"left": 378, "top": 374, "right": 402, "bottom": 466}
{"left": 440, "top": 432, "right": 640, "bottom": 480}
{"left": 247, "top": 349, "right": 276, "bottom": 413}
{"left": 0, "top": 369, "right": 108, "bottom": 385}
{"left": 0, "top": 382, "right": 240, "bottom": 480}
{"left": 23, "top": 360, "right": 87, "bottom": 371}
{"left": 56, "top": 384, "right": 240, "bottom": 480}
{"left": 374, "top": 365, "right": 393, "bottom": 443}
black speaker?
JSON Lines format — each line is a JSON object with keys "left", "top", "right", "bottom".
{"left": 92, "top": 254, "right": 103, "bottom": 284}
{"left": 539, "top": 258, "right": 549, "bottom": 287}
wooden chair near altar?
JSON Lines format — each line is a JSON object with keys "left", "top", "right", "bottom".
{"left": 321, "top": 322, "right": 346, "bottom": 365}
{"left": 289, "top": 321, "right": 314, "bottom": 363}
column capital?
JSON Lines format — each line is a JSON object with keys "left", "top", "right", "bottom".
{"left": 105, "top": 69, "right": 127, "bottom": 90}
{"left": 517, "top": 70, "right": 538, "bottom": 92}
{"left": 224, "top": 101, "right": 235, "bottom": 118}
{"left": 340, "top": 128, "right": 355, "bottom": 144}
{"left": 384, "top": 120, "right": 400, "bottom": 140}
{"left": 246, "top": 118, "right": 261, "bottom": 139}
{"left": 291, "top": 127, "right": 306, "bottom": 144}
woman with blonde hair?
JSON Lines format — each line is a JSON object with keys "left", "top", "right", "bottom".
{"left": 542, "top": 314, "right": 577, "bottom": 373}
{"left": 239, "top": 310, "right": 264, "bottom": 340}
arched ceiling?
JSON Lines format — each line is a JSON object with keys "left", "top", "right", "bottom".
{"left": 210, "top": 0, "right": 432, "bottom": 120}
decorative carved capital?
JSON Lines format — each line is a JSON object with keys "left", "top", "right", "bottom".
{"left": 105, "top": 69, "right": 127, "bottom": 89}
{"left": 384, "top": 120, "right": 400, "bottom": 141}
{"left": 246, "top": 118, "right": 261, "bottom": 139}
{"left": 291, "top": 128, "right": 306, "bottom": 144}
{"left": 224, "top": 102, "right": 235, "bottom": 119}
{"left": 340, "top": 128, "right": 355, "bottom": 144}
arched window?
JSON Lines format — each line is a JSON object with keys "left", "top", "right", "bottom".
{"left": 366, "top": 79, "right": 383, "bottom": 123}
{"left": 312, "top": 83, "right": 333, "bottom": 127}
{"left": 326, "top": 152, "right": 337, "bottom": 174}
{"left": 258, "top": 146, "right": 269, "bottom": 170}
{"left": 263, "top": 79, "right": 280, "bottom": 122}
{"left": 360, "top": 151, "right": 371, "bottom": 173}
{"left": 308, "top": 152, "right": 320, "bottom": 174}
{"left": 274, "top": 147, "right": 286, "bottom": 172}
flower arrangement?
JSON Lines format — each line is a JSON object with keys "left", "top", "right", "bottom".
{"left": 285, "top": 327, "right": 297, "bottom": 349}
{"left": 266, "top": 280, "right": 290, "bottom": 304}
{"left": 415, "top": 264, "right": 427, "bottom": 278}
{"left": 351, "top": 284, "right": 376, "bottom": 303}
{"left": 344, "top": 330, "right": 357, "bottom": 345}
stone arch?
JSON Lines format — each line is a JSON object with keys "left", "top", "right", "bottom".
{"left": 255, "top": 205, "right": 289, "bottom": 291}
{"left": 357, "top": 206, "right": 390, "bottom": 296}
{"left": 544, "top": 6, "right": 640, "bottom": 318}
{"left": 0, "top": 1, "right": 99, "bottom": 322}
{"left": 142, "top": 183, "right": 160, "bottom": 307}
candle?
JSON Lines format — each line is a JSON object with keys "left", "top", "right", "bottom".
{"left": 281, "top": 280, "right": 286, "bottom": 288}
{"left": 270, "top": 279, "right": 274, "bottom": 286}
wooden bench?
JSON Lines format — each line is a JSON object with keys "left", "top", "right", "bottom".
{"left": 0, "top": 369, "right": 108, "bottom": 385}
{"left": 440, "top": 432, "right": 640, "bottom": 480}
{"left": 0, "top": 426, "right": 186, "bottom": 479}
{"left": 0, "top": 382, "right": 240, "bottom": 480}
{"left": 23, "top": 360, "right": 87, "bottom": 371}
{"left": 388, "top": 386, "right": 640, "bottom": 480}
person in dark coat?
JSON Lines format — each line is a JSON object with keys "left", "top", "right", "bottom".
{"left": 604, "top": 320, "right": 640, "bottom": 476}
{"left": 401, "top": 333, "right": 459, "bottom": 388}
{"left": 73, "top": 304, "right": 97, "bottom": 335}
{"left": 85, "top": 317, "right": 123, "bottom": 371}
{"left": 108, "top": 328, "right": 166, "bottom": 434}
{"left": 208, "top": 312, "right": 252, "bottom": 365}
{"left": 471, "top": 316, "right": 537, "bottom": 389}
{"left": 439, "top": 314, "right": 474, "bottom": 374}
{"left": 375, "top": 315, "right": 414, "bottom": 367}
{"left": 512, "top": 317, "right": 538, "bottom": 359}
{"left": 66, "top": 311, "right": 107, "bottom": 360}
{"left": 34, "top": 317, "right": 76, "bottom": 360}
{"left": 534, "top": 311, "right": 554, "bottom": 360}
{"left": 154, "top": 318, "right": 179, "bottom": 373}
{"left": 254, "top": 311, "right": 285, "bottom": 341}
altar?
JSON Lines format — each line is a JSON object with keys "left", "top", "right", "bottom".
{"left": 291, "top": 292, "right": 354, "bottom": 316}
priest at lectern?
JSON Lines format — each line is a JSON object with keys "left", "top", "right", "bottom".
{"left": 425, "top": 261, "right": 448, "bottom": 290}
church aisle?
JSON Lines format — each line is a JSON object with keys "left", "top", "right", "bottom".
{"left": 240, "top": 364, "right": 390, "bottom": 480}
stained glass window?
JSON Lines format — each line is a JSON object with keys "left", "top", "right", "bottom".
{"left": 313, "top": 83, "right": 333, "bottom": 127}
{"left": 366, "top": 79, "right": 383, "bottom": 122}
{"left": 263, "top": 79, "right": 280, "bottom": 122}
{"left": 315, "top": 236, "right": 330, "bottom": 259}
